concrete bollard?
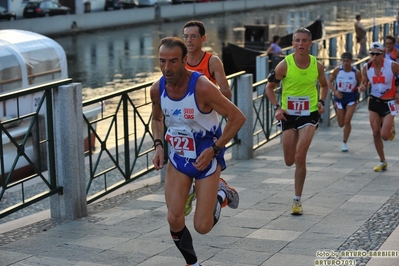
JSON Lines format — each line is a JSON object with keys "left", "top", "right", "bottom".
{"left": 50, "top": 83, "right": 87, "bottom": 220}
{"left": 233, "top": 74, "right": 254, "bottom": 160}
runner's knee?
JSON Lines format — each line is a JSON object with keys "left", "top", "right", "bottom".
{"left": 167, "top": 211, "right": 185, "bottom": 229}
{"left": 193, "top": 220, "right": 212, "bottom": 234}
{"left": 284, "top": 154, "right": 295, "bottom": 166}
{"left": 295, "top": 153, "right": 307, "bottom": 166}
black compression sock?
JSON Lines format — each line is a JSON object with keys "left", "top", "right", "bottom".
{"left": 170, "top": 226, "right": 197, "bottom": 265}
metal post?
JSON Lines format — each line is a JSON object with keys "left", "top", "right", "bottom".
{"left": 311, "top": 42, "right": 318, "bottom": 56}
{"left": 256, "top": 54, "right": 268, "bottom": 95}
{"left": 321, "top": 72, "right": 331, "bottom": 128}
{"left": 258, "top": 54, "right": 268, "bottom": 81}
{"left": 50, "top": 83, "right": 87, "bottom": 220}
{"left": 384, "top": 23, "right": 390, "bottom": 37}
{"left": 372, "top": 25, "right": 379, "bottom": 42}
{"left": 233, "top": 74, "right": 253, "bottom": 160}
{"left": 346, "top": 33, "right": 353, "bottom": 55}
{"left": 329, "top": 37, "right": 337, "bottom": 67}
{"left": 154, "top": 4, "right": 161, "bottom": 21}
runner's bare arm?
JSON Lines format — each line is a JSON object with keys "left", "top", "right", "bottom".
{"left": 393, "top": 62, "right": 399, "bottom": 104}
{"left": 358, "top": 64, "right": 369, "bottom": 93}
{"left": 317, "top": 62, "right": 328, "bottom": 114}
{"left": 209, "top": 55, "right": 232, "bottom": 100}
{"left": 327, "top": 67, "right": 339, "bottom": 94}
{"left": 194, "top": 77, "right": 245, "bottom": 169}
{"left": 265, "top": 59, "right": 287, "bottom": 106}
{"left": 265, "top": 60, "right": 288, "bottom": 121}
{"left": 150, "top": 80, "right": 165, "bottom": 170}
{"left": 317, "top": 62, "right": 328, "bottom": 102}
{"left": 355, "top": 69, "right": 362, "bottom": 86}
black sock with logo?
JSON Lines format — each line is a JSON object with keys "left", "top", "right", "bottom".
{"left": 170, "top": 226, "right": 197, "bottom": 265}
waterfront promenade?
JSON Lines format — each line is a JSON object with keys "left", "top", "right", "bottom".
{"left": 1, "top": 101, "right": 398, "bottom": 265}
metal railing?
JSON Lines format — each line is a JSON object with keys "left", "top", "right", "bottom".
{"left": 82, "top": 72, "right": 246, "bottom": 204}
{"left": 0, "top": 79, "right": 72, "bottom": 219}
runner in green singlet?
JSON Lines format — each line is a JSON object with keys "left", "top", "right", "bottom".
{"left": 265, "top": 28, "right": 328, "bottom": 215}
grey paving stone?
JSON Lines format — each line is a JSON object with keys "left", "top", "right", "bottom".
{"left": 260, "top": 253, "right": 315, "bottom": 266}
{"left": 1, "top": 101, "right": 399, "bottom": 266}
{"left": 211, "top": 247, "right": 273, "bottom": 265}
{"left": 11, "top": 256, "right": 78, "bottom": 266}
{"left": 0, "top": 251, "right": 32, "bottom": 266}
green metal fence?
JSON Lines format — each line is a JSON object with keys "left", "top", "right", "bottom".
{"left": 0, "top": 79, "right": 72, "bottom": 219}
{"left": 82, "top": 72, "right": 246, "bottom": 204}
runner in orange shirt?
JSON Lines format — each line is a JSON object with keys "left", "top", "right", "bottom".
{"left": 182, "top": 20, "right": 232, "bottom": 216}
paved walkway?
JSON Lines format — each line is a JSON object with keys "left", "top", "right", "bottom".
{"left": 0, "top": 102, "right": 398, "bottom": 266}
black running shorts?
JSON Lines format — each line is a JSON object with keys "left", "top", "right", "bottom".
{"left": 280, "top": 111, "right": 320, "bottom": 131}
{"left": 368, "top": 96, "right": 392, "bottom": 117}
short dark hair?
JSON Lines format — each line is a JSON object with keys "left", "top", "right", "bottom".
{"left": 158, "top": 37, "right": 188, "bottom": 59}
{"left": 385, "top": 34, "right": 395, "bottom": 43}
{"left": 341, "top": 52, "right": 353, "bottom": 60}
{"left": 356, "top": 14, "right": 361, "bottom": 20}
{"left": 293, "top": 28, "right": 312, "bottom": 40}
{"left": 272, "top": 35, "right": 280, "bottom": 43}
{"left": 182, "top": 20, "right": 206, "bottom": 37}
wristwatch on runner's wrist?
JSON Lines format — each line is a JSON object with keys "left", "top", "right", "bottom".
{"left": 273, "top": 104, "right": 280, "bottom": 111}
{"left": 211, "top": 143, "right": 222, "bottom": 155}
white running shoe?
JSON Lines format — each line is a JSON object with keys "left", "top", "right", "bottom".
{"left": 341, "top": 142, "right": 348, "bottom": 152}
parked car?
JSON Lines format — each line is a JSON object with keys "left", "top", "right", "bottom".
{"left": 23, "top": 0, "right": 71, "bottom": 18}
{"left": 137, "top": 0, "right": 171, "bottom": 7}
{"left": 104, "top": 0, "right": 121, "bottom": 10}
{"left": 105, "top": 0, "right": 171, "bottom": 8}
{"left": 173, "top": 0, "right": 195, "bottom": 3}
{"left": 121, "top": 0, "right": 138, "bottom": 9}
{"left": 0, "top": 5, "right": 16, "bottom": 21}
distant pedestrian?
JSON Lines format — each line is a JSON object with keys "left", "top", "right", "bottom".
{"left": 265, "top": 28, "right": 328, "bottom": 215}
{"left": 327, "top": 52, "right": 361, "bottom": 152}
{"left": 354, "top": 14, "right": 368, "bottom": 59}
{"left": 150, "top": 37, "right": 245, "bottom": 266}
{"left": 358, "top": 42, "right": 399, "bottom": 172}
{"left": 266, "top": 35, "right": 284, "bottom": 70}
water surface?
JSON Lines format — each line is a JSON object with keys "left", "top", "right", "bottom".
{"left": 53, "top": 0, "right": 397, "bottom": 98}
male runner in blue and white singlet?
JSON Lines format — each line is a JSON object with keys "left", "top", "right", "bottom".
{"left": 328, "top": 52, "right": 361, "bottom": 152}
{"left": 150, "top": 37, "right": 245, "bottom": 266}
